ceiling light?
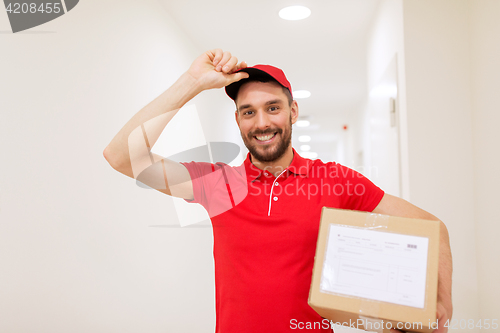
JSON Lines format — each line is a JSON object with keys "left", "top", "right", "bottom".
{"left": 279, "top": 5, "right": 311, "bottom": 20}
{"left": 369, "top": 84, "right": 398, "bottom": 97}
{"left": 293, "top": 90, "right": 311, "bottom": 99}
{"left": 296, "top": 120, "right": 310, "bottom": 127}
{"left": 300, "top": 145, "right": 311, "bottom": 151}
{"left": 301, "top": 152, "right": 318, "bottom": 159}
{"left": 298, "top": 135, "right": 311, "bottom": 142}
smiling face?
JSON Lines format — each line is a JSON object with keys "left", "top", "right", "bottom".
{"left": 235, "top": 80, "right": 298, "bottom": 164}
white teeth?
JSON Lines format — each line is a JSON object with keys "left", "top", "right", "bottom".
{"left": 255, "top": 133, "right": 275, "bottom": 141}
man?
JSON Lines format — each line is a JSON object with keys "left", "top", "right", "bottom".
{"left": 103, "top": 49, "right": 452, "bottom": 333}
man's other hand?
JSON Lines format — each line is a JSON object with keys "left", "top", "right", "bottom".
{"left": 389, "top": 301, "right": 450, "bottom": 333}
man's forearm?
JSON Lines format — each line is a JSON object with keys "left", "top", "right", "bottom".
{"left": 438, "top": 221, "right": 453, "bottom": 318}
{"left": 103, "top": 72, "right": 202, "bottom": 173}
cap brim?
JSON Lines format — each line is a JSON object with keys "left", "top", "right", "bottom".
{"left": 225, "top": 68, "right": 277, "bottom": 101}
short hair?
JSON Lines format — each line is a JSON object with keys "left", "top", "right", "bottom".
{"left": 235, "top": 77, "right": 293, "bottom": 107}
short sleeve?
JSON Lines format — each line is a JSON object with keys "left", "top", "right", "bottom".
{"left": 180, "top": 161, "right": 215, "bottom": 208}
{"left": 334, "top": 163, "right": 384, "bottom": 212}
{"left": 181, "top": 161, "right": 246, "bottom": 218}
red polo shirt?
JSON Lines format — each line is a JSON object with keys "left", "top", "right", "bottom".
{"left": 182, "top": 150, "right": 384, "bottom": 333}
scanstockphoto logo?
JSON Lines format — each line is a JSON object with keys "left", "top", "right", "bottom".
{"left": 3, "top": 0, "right": 79, "bottom": 33}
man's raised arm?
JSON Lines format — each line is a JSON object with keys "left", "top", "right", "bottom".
{"left": 103, "top": 49, "right": 249, "bottom": 199}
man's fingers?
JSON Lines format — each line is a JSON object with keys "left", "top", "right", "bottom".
{"left": 207, "top": 50, "right": 247, "bottom": 74}
{"left": 211, "top": 49, "right": 223, "bottom": 67}
{"left": 434, "top": 302, "right": 449, "bottom": 333}
{"left": 235, "top": 61, "right": 248, "bottom": 71}
{"left": 222, "top": 56, "right": 239, "bottom": 73}
{"left": 231, "top": 71, "right": 249, "bottom": 83}
{"left": 215, "top": 51, "right": 232, "bottom": 72}
{"left": 194, "top": 50, "right": 248, "bottom": 89}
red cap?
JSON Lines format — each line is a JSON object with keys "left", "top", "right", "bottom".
{"left": 225, "top": 64, "right": 293, "bottom": 100}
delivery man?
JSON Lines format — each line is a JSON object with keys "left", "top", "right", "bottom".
{"left": 103, "top": 49, "right": 452, "bottom": 333}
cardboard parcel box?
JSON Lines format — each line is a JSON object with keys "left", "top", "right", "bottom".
{"left": 309, "top": 208, "right": 440, "bottom": 333}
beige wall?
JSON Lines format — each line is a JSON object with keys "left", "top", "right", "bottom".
{"left": 470, "top": 0, "right": 500, "bottom": 322}
{"left": 368, "top": 0, "right": 500, "bottom": 328}
{"left": 402, "top": 0, "right": 480, "bottom": 324}
{"left": 393, "top": 0, "right": 500, "bottom": 327}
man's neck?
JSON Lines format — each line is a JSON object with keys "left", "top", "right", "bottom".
{"left": 250, "top": 147, "right": 294, "bottom": 177}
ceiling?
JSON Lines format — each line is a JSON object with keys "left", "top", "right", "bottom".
{"left": 159, "top": 0, "right": 381, "bottom": 162}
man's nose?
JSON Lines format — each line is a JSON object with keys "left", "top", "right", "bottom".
{"left": 255, "top": 111, "right": 271, "bottom": 130}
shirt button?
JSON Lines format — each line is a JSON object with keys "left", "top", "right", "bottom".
{"left": 275, "top": 182, "right": 279, "bottom": 186}
{"left": 273, "top": 196, "right": 278, "bottom": 201}
{"left": 264, "top": 172, "right": 269, "bottom": 176}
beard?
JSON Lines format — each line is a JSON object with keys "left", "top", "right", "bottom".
{"left": 241, "top": 116, "right": 292, "bottom": 162}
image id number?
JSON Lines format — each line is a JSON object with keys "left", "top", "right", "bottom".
{"left": 445, "top": 318, "right": 498, "bottom": 330}
{"left": 6, "top": 3, "right": 62, "bottom": 14}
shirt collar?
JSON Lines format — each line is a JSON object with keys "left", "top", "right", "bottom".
{"left": 243, "top": 148, "right": 312, "bottom": 182}
{"left": 287, "top": 148, "right": 311, "bottom": 176}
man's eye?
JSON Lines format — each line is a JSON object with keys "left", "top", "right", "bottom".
{"left": 243, "top": 111, "right": 254, "bottom": 116}
{"left": 269, "top": 106, "right": 279, "bottom": 112}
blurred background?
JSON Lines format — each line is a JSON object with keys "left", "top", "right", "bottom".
{"left": 1, "top": 0, "right": 499, "bottom": 332}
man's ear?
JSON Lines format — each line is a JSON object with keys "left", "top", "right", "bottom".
{"left": 290, "top": 100, "right": 299, "bottom": 124}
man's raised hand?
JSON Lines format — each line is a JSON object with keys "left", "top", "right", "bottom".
{"left": 187, "top": 49, "right": 249, "bottom": 91}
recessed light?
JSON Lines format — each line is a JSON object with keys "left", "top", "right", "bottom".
{"left": 296, "top": 120, "right": 310, "bottom": 127}
{"left": 293, "top": 90, "right": 311, "bottom": 99}
{"left": 301, "top": 152, "right": 318, "bottom": 159}
{"left": 369, "top": 84, "right": 397, "bottom": 97}
{"left": 279, "top": 5, "right": 311, "bottom": 21}
{"left": 300, "top": 145, "right": 311, "bottom": 151}
{"left": 298, "top": 135, "right": 311, "bottom": 142}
